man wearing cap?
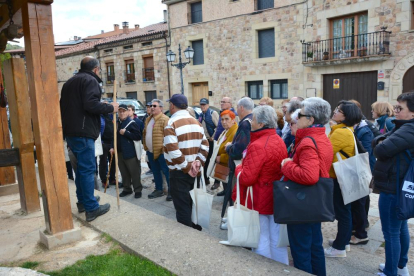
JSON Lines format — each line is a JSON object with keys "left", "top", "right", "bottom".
{"left": 198, "top": 98, "right": 219, "bottom": 186}
{"left": 60, "top": 56, "right": 119, "bottom": 222}
{"left": 117, "top": 104, "right": 143, "bottom": 198}
{"left": 143, "top": 102, "right": 153, "bottom": 175}
{"left": 164, "top": 94, "right": 209, "bottom": 230}
{"left": 143, "top": 99, "right": 171, "bottom": 201}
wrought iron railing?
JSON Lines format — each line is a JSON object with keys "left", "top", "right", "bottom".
{"left": 302, "top": 28, "right": 391, "bottom": 63}
{"left": 142, "top": 68, "right": 155, "bottom": 82}
{"left": 106, "top": 75, "right": 115, "bottom": 85}
{"left": 125, "top": 71, "right": 135, "bottom": 83}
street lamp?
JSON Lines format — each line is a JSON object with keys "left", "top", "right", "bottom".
{"left": 166, "top": 44, "right": 194, "bottom": 94}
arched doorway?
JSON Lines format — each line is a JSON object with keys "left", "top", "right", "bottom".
{"left": 403, "top": 66, "right": 414, "bottom": 93}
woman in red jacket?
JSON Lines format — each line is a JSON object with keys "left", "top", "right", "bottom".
{"left": 233, "top": 105, "right": 288, "bottom": 264}
{"left": 281, "top": 97, "right": 333, "bottom": 276}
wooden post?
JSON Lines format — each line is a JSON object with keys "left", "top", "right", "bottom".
{"left": 113, "top": 81, "right": 120, "bottom": 210}
{"left": 21, "top": 2, "right": 73, "bottom": 234}
{"left": 3, "top": 58, "right": 41, "bottom": 213}
{"left": 0, "top": 66, "right": 16, "bottom": 185}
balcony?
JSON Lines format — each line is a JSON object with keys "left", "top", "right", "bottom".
{"left": 302, "top": 29, "right": 391, "bottom": 67}
{"left": 125, "top": 71, "right": 136, "bottom": 84}
{"left": 142, "top": 68, "right": 155, "bottom": 82}
{"left": 106, "top": 75, "right": 115, "bottom": 85}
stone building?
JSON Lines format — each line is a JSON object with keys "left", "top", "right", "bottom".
{"left": 56, "top": 22, "right": 170, "bottom": 104}
{"left": 163, "top": 0, "right": 414, "bottom": 115}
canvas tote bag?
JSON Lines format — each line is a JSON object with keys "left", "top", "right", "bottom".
{"left": 207, "top": 130, "right": 229, "bottom": 182}
{"left": 333, "top": 127, "right": 372, "bottom": 205}
{"left": 190, "top": 169, "right": 214, "bottom": 229}
{"left": 123, "top": 120, "right": 142, "bottom": 160}
{"left": 219, "top": 172, "right": 260, "bottom": 248}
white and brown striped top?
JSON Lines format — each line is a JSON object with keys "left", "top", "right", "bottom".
{"left": 163, "top": 110, "right": 209, "bottom": 173}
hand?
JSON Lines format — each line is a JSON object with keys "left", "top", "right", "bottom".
{"left": 216, "top": 156, "right": 221, "bottom": 163}
{"left": 189, "top": 160, "right": 201, "bottom": 178}
{"left": 119, "top": 129, "right": 126, "bottom": 135}
{"left": 281, "top": 158, "right": 293, "bottom": 167}
{"left": 109, "top": 148, "right": 114, "bottom": 155}
{"left": 111, "top": 102, "right": 119, "bottom": 113}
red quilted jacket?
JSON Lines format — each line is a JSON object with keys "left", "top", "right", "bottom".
{"left": 233, "top": 128, "right": 287, "bottom": 215}
{"left": 281, "top": 127, "right": 333, "bottom": 184}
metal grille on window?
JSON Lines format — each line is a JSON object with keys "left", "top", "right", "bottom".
{"left": 257, "top": 0, "right": 274, "bottom": 10}
{"left": 258, "top": 29, "right": 275, "bottom": 58}
{"left": 248, "top": 81, "right": 263, "bottom": 99}
{"left": 192, "top": 40, "right": 204, "bottom": 65}
{"left": 191, "top": 2, "right": 202, "bottom": 24}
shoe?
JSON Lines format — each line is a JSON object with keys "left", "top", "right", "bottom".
{"left": 76, "top": 196, "right": 100, "bottom": 213}
{"left": 324, "top": 246, "right": 346, "bottom": 258}
{"left": 222, "top": 217, "right": 228, "bottom": 223}
{"left": 220, "top": 221, "right": 228, "bottom": 230}
{"left": 118, "top": 182, "right": 123, "bottom": 188}
{"left": 152, "top": 179, "right": 155, "bottom": 183}
{"left": 349, "top": 235, "right": 369, "bottom": 245}
{"left": 119, "top": 190, "right": 133, "bottom": 197}
{"left": 328, "top": 239, "right": 350, "bottom": 252}
{"left": 85, "top": 203, "right": 110, "bottom": 222}
{"left": 68, "top": 177, "right": 74, "bottom": 181}
{"left": 148, "top": 190, "right": 164, "bottom": 199}
{"left": 166, "top": 193, "right": 173, "bottom": 201}
{"left": 192, "top": 223, "right": 202, "bottom": 231}
{"left": 217, "top": 191, "right": 225, "bottom": 196}
{"left": 210, "top": 182, "right": 220, "bottom": 190}
{"left": 145, "top": 170, "right": 153, "bottom": 175}
{"left": 134, "top": 192, "right": 142, "bottom": 199}
{"left": 379, "top": 263, "right": 410, "bottom": 276}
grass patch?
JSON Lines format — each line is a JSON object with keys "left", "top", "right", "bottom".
{"left": 21, "top": 261, "right": 40, "bottom": 269}
{"left": 380, "top": 242, "right": 385, "bottom": 248}
{"left": 101, "top": 233, "right": 113, "bottom": 244}
{"left": 42, "top": 248, "right": 173, "bottom": 276}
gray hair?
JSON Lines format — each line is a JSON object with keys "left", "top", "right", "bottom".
{"left": 287, "top": 100, "right": 302, "bottom": 115}
{"left": 301, "top": 97, "right": 331, "bottom": 125}
{"left": 151, "top": 99, "right": 163, "bottom": 107}
{"left": 290, "top": 109, "right": 301, "bottom": 124}
{"left": 237, "top": 97, "right": 254, "bottom": 111}
{"left": 252, "top": 105, "right": 278, "bottom": 129}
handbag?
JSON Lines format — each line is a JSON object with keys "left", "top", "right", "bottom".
{"left": 123, "top": 120, "right": 142, "bottom": 160}
{"left": 207, "top": 130, "right": 229, "bottom": 182}
{"left": 273, "top": 136, "right": 335, "bottom": 224}
{"left": 213, "top": 163, "right": 230, "bottom": 182}
{"left": 219, "top": 172, "right": 261, "bottom": 248}
{"left": 333, "top": 127, "right": 372, "bottom": 205}
{"left": 396, "top": 151, "right": 414, "bottom": 220}
{"left": 276, "top": 224, "right": 289, "bottom": 248}
{"left": 190, "top": 169, "right": 214, "bottom": 229}
{"left": 95, "top": 135, "right": 103, "bottom": 157}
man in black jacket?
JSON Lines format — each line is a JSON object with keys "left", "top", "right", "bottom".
{"left": 60, "top": 56, "right": 119, "bottom": 222}
{"left": 99, "top": 113, "right": 116, "bottom": 188}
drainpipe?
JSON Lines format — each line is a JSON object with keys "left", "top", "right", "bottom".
{"left": 163, "top": 31, "right": 171, "bottom": 98}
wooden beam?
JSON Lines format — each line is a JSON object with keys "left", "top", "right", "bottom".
{"left": 22, "top": 2, "right": 73, "bottom": 233}
{"left": 0, "top": 63, "right": 16, "bottom": 185}
{"left": 3, "top": 58, "right": 40, "bottom": 214}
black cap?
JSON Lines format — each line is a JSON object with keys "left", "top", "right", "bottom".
{"left": 146, "top": 102, "right": 152, "bottom": 106}
{"left": 167, "top": 94, "right": 188, "bottom": 109}
{"left": 200, "top": 98, "right": 209, "bottom": 105}
{"left": 119, "top": 104, "right": 128, "bottom": 110}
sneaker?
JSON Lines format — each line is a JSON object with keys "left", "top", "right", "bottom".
{"left": 85, "top": 203, "right": 110, "bottom": 222}
{"left": 134, "top": 192, "right": 142, "bottom": 199}
{"left": 324, "top": 246, "right": 346, "bottom": 258}
{"left": 217, "top": 191, "right": 225, "bottom": 196}
{"left": 220, "top": 221, "right": 228, "bottom": 230}
{"left": 349, "top": 235, "right": 369, "bottom": 245}
{"left": 145, "top": 170, "right": 153, "bottom": 175}
{"left": 119, "top": 190, "right": 133, "bottom": 197}
{"left": 148, "top": 190, "right": 164, "bottom": 199}
{"left": 166, "top": 192, "right": 173, "bottom": 201}
{"left": 222, "top": 217, "right": 228, "bottom": 223}
{"left": 210, "top": 182, "right": 220, "bottom": 190}
{"left": 328, "top": 239, "right": 350, "bottom": 252}
{"left": 76, "top": 196, "right": 100, "bottom": 213}
{"left": 379, "top": 263, "right": 410, "bottom": 276}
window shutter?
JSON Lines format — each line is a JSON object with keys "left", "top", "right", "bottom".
{"left": 258, "top": 29, "right": 275, "bottom": 58}
{"left": 192, "top": 40, "right": 204, "bottom": 65}
{"left": 257, "top": 0, "right": 274, "bottom": 10}
{"left": 191, "top": 2, "right": 203, "bottom": 24}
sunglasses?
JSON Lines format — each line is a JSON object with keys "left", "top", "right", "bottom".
{"left": 297, "top": 113, "right": 310, "bottom": 119}
{"left": 151, "top": 105, "right": 159, "bottom": 108}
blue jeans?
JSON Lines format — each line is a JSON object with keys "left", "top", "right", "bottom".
{"left": 287, "top": 223, "right": 326, "bottom": 276}
{"left": 332, "top": 178, "right": 352, "bottom": 251}
{"left": 147, "top": 151, "right": 170, "bottom": 191}
{"left": 379, "top": 192, "right": 410, "bottom": 276}
{"left": 66, "top": 136, "right": 99, "bottom": 212}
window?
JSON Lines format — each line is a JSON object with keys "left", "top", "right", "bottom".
{"left": 145, "top": 91, "right": 157, "bottom": 104}
{"left": 192, "top": 40, "right": 204, "bottom": 65}
{"left": 107, "top": 93, "right": 113, "bottom": 98}
{"left": 106, "top": 63, "right": 115, "bottom": 85}
{"left": 257, "top": 0, "right": 274, "bottom": 10}
{"left": 143, "top": 56, "right": 154, "bottom": 81}
{"left": 258, "top": 29, "right": 275, "bottom": 58}
{"left": 247, "top": 81, "right": 263, "bottom": 99}
{"left": 125, "top": 60, "right": 135, "bottom": 83}
{"left": 123, "top": 45, "right": 133, "bottom": 50}
{"left": 330, "top": 12, "right": 368, "bottom": 58}
{"left": 270, "top": 80, "right": 288, "bottom": 99}
{"left": 191, "top": 2, "right": 202, "bottom": 24}
{"left": 104, "top": 49, "right": 113, "bottom": 54}
{"left": 126, "top": 92, "right": 137, "bottom": 99}
{"left": 142, "top": 42, "right": 153, "bottom": 47}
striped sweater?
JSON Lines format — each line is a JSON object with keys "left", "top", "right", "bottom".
{"left": 163, "top": 110, "right": 209, "bottom": 173}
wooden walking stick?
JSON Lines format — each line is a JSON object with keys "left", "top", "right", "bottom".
{"left": 113, "top": 80, "right": 120, "bottom": 210}
{"left": 104, "top": 153, "right": 113, "bottom": 193}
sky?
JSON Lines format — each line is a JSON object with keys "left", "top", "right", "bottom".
{"left": 9, "top": 0, "right": 167, "bottom": 46}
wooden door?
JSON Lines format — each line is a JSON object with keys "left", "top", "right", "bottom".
{"left": 323, "top": 71, "right": 377, "bottom": 117}
{"left": 192, "top": 82, "right": 209, "bottom": 105}
{"left": 143, "top": 56, "right": 154, "bottom": 81}
{"left": 403, "top": 66, "right": 414, "bottom": 93}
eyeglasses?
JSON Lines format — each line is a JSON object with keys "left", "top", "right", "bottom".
{"left": 289, "top": 122, "right": 296, "bottom": 127}
{"left": 393, "top": 105, "right": 404, "bottom": 113}
{"left": 334, "top": 108, "right": 344, "bottom": 114}
{"left": 220, "top": 101, "right": 230, "bottom": 104}
{"left": 151, "top": 105, "right": 159, "bottom": 108}
{"left": 297, "top": 113, "right": 310, "bottom": 119}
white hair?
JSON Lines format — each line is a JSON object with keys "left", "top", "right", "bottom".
{"left": 252, "top": 105, "right": 278, "bottom": 129}
{"left": 237, "top": 97, "right": 254, "bottom": 111}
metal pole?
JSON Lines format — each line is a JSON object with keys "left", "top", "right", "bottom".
{"left": 178, "top": 44, "right": 184, "bottom": 95}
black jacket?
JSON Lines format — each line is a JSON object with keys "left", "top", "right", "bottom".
{"left": 102, "top": 114, "right": 114, "bottom": 145}
{"left": 117, "top": 117, "right": 142, "bottom": 160}
{"left": 60, "top": 70, "right": 114, "bottom": 140}
{"left": 372, "top": 118, "right": 414, "bottom": 194}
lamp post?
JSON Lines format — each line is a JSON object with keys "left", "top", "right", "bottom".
{"left": 166, "top": 44, "right": 194, "bottom": 95}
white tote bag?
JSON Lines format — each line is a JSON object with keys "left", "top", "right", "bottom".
{"left": 123, "top": 120, "right": 142, "bottom": 160}
{"left": 276, "top": 224, "right": 290, "bottom": 248}
{"left": 333, "top": 127, "right": 372, "bottom": 205}
{"left": 219, "top": 172, "right": 261, "bottom": 248}
{"left": 190, "top": 169, "right": 214, "bottom": 229}
{"left": 95, "top": 135, "right": 103, "bottom": 157}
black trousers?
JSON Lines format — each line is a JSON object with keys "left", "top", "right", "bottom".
{"left": 203, "top": 139, "right": 214, "bottom": 183}
{"left": 99, "top": 142, "right": 115, "bottom": 184}
{"left": 351, "top": 195, "right": 368, "bottom": 239}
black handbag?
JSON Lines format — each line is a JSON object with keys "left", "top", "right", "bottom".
{"left": 273, "top": 136, "right": 335, "bottom": 224}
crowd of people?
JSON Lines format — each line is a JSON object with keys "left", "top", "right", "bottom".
{"left": 60, "top": 56, "right": 414, "bottom": 276}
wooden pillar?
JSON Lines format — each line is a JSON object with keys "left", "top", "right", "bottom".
{"left": 3, "top": 58, "right": 41, "bottom": 213}
{"left": 0, "top": 67, "right": 16, "bottom": 185}
{"left": 22, "top": 2, "right": 73, "bottom": 234}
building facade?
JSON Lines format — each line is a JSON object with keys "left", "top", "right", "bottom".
{"left": 163, "top": 0, "right": 414, "bottom": 115}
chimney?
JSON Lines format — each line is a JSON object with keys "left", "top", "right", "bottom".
{"left": 101, "top": 30, "right": 104, "bottom": 34}
{"left": 122, "top": 21, "right": 129, "bottom": 34}
{"left": 135, "top": 24, "right": 140, "bottom": 30}
{"left": 163, "top": 10, "right": 168, "bottom": 23}
{"left": 114, "top": 24, "right": 119, "bottom": 31}
{"left": 74, "top": 36, "right": 77, "bottom": 41}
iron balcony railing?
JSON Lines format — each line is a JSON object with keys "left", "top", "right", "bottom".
{"left": 124, "top": 71, "right": 136, "bottom": 83}
{"left": 302, "top": 28, "right": 391, "bottom": 63}
{"left": 106, "top": 75, "right": 115, "bottom": 85}
{"left": 142, "top": 68, "right": 155, "bottom": 82}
